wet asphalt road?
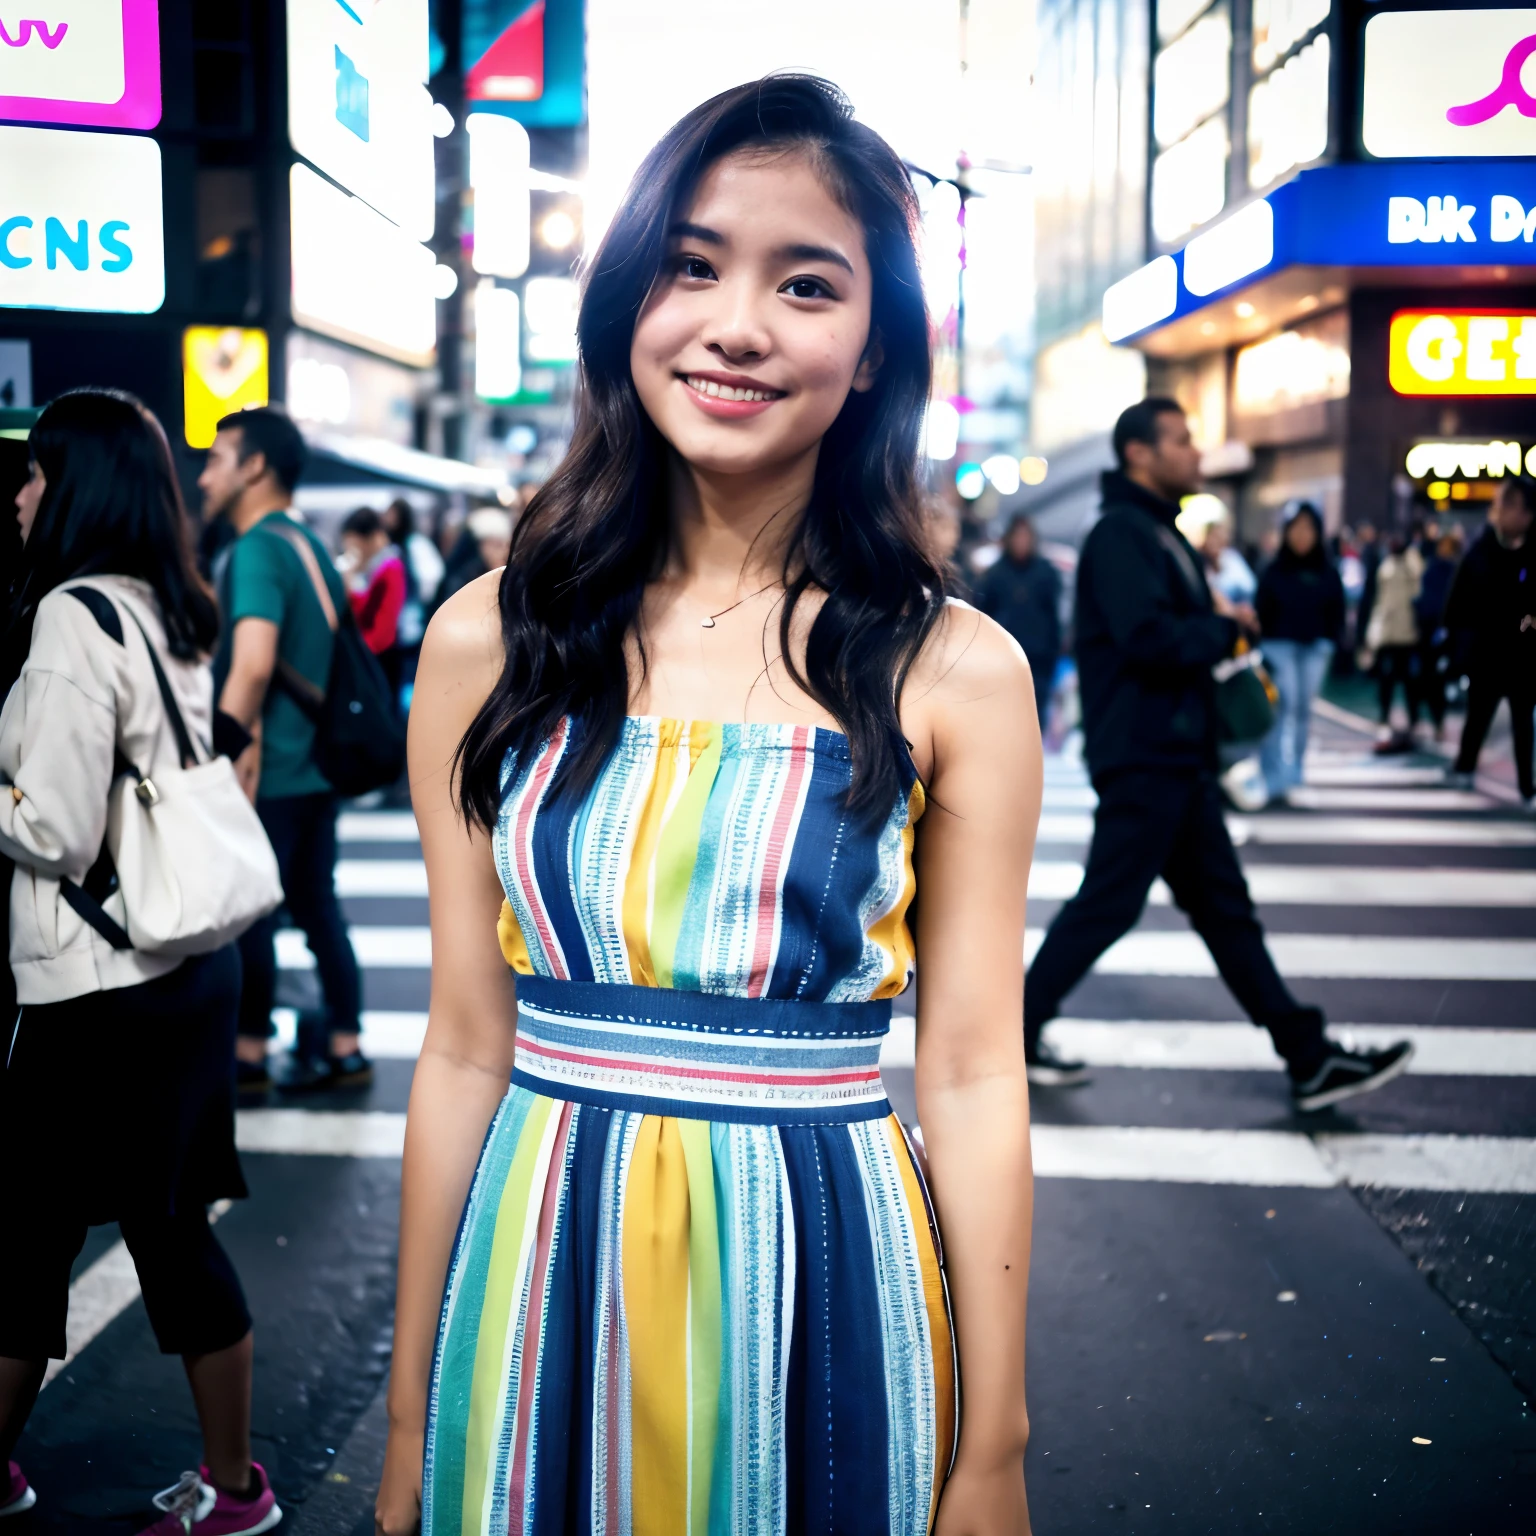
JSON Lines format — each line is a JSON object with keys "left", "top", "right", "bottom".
{"left": 15, "top": 712, "right": 1536, "bottom": 1534}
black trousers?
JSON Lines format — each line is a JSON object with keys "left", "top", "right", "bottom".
{"left": 238, "top": 791, "right": 361, "bottom": 1040}
{"left": 0, "top": 1206, "right": 251, "bottom": 1362}
{"left": 1454, "top": 666, "right": 1535, "bottom": 799}
{"left": 1376, "top": 644, "right": 1425, "bottom": 726}
{"left": 1024, "top": 769, "right": 1326, "bottom": 1074}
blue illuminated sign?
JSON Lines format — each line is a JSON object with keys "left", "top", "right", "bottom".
{"left": 1112, "top": 161, "right": 1536, "bottom": 341}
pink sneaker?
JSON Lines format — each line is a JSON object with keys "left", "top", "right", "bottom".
{"left": 0, "top": 1462, "right": 36, "bottom": 1517}
{"left": 137, "top": 1465, "right": 281, "bottom": 1536}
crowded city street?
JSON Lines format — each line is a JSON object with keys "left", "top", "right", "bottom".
{"left": 10, "top": 709, "right": 1532, "bottom": 1534}
{"left": 6, "top": 1, "right": 1536, "bottom": 1533}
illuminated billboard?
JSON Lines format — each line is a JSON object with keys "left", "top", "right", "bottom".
{"left": 289, "top": 163, "right": 436, "bottom": 367}
{"left": 465, "top": 0, "right": 584, "bottom": 126}
{"left": 1390, "top": 311, "right": 1536, "bottom": 397}
{"left": 183, "top": 327, "right": 269, "bottom": 449}
{"left": 0, "top": 0, "right": 161, "bottom": 129}
{"left": 1364, "top": 9, "right": 1536, "bottom": 159}
{"left": 287, "top": 0, "right": 434, "bottom": 240}
{"left": 0, "top": 125, "right": 163, "bottom": 313}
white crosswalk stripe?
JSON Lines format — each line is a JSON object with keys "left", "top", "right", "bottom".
{"left": 287, "top": 732, "right": 1536, "bottom": 1203}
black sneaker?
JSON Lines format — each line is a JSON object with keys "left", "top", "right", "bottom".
{"left": 276, "top": 1048, "right": 374, "bottom": 1093}
{"left": 1026, "top": 1038, "right": 1092, "bottom": 1087}
{"left": 328, "top": 1049, "right": 374, "bottom": 1090}
{"left": 1291, "top": 1039, "right": 1415, "bottom": 1112}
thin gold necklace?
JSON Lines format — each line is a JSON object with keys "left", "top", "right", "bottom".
{"left": 700, "top": 580, "right": 779, "bottom": 629}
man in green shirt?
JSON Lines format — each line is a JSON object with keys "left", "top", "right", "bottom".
{"left": 202, "top": 407, "right": 369, "bottom": 1093}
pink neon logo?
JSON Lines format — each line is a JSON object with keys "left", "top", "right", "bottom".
{"left": 0, "top": 20, "right": 68, "bottom": 48}
{"left": 1447, "top": 33, "right": 1536, "bottom": 126}
{"left": 0, "top": 0, "right": 159, "bottom": 130}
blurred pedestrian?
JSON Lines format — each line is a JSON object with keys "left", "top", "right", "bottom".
{"left": 1444, "top": 476, "right": 1536, "bottom": 804}
{"left": 977, "top": 512, "right": 1061, "bottom": 723}
{"left": 928, "top": 499, "right": 971, "bottom": 598}
{"left": 1200, "top": 516, "right": 1257, "bottom": 606}
{"left": 1364, "top": 532, "right": 1424, "bottom": 753}
{"left": 433, "top": 506, "right": 512, "bottom": 609}
{"left": 198, "top": 407, "right": 370, "bottom": 1094}
{"left": 1414, "top": 531, "right": 1460, "bottom": 742}
{"left": 1023, "top": 398, "right": 1411, "bottom": 1109}
{"left": 1355, "top": 520, "right": 1383, "bottom": 652}
{"left": 0, "top": 390, "right": 280, "bottom": 1533}
{"left": 1256, "top": 502, "right": 1344, "bottom": 802}
{"left": 380, "top": 498, "right": 444, "bottom": 699}
{"left": 340, "top": 507, "right": 407, "bottom": 694}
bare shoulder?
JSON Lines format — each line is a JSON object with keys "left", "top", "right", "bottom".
{"left": 906, "top": 597, "right": 1037, "bottom": 741}
{"left": 411, "top": 570, "right": 506, "bottom": 778}
{"left": 422, "top": 569, "right": 502, "bottom": 664}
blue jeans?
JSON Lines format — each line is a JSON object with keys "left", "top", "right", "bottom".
{"left": 1261, "top": 639, "right": 1334, "bottom": 797}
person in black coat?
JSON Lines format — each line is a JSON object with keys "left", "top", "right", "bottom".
{"left": 1024, "top": 399, "right": 1412, "bottom": 1112}
{"left": 1255, "top": 502, "right": 1345, "bottom": 800}
{"left": 977, "top": 513, "right": 1061, "bottom": 724}
{"left": 1445, "top": 477, "right": 1536, "bottom": 801}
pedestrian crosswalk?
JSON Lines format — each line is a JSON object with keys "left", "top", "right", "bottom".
{"left": 266, "top": 726, "right": 1536, "bottom": 1199}
{"left": 56, "top": 718, "right": 1536, "bottom": 1419}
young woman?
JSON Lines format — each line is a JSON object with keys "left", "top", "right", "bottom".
{"left": 1255, "top": 503, "right": 1344, "bottom": 802}
{"left": 378, "top": 77, "right": 1040, "bottom": 1536}
{"left": 0, "top": 390, "right": 279, "bottom": 1535}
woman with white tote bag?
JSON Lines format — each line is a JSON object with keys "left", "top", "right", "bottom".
{"left": 0, "top": 390, "right": 282, "bottom": 1536}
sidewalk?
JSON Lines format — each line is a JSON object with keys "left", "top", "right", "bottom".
{"left": 1320, "top": 673, "right": 1527, "bottom": 805}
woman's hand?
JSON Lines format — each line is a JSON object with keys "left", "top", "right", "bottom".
{"left": 935, "top": 1456, "right": 1032, "bottom": 1536}
{"left": 374, "top": 1425, "right": 423, "bottom": 1536}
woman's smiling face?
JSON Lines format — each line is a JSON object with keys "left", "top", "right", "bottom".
{"left": 629, "top": 146, "right": 879, "bottom": 480}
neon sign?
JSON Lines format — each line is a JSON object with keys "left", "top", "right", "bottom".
{"left": 1364, "top": 10, "right": 1536, "bottom": 158}
{"left": 1390, "top": 311, "right": 1536, "bottom": 397}
{"left": 0, "top": 0, "right": 160, "bottom": 130}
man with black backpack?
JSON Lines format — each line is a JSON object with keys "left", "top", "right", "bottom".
{"left": 201, "top": 407, "right": 385, "bottom": 1094}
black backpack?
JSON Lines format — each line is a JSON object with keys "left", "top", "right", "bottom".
{"left": 269, "top": 524, "right": 407, "bottom": 797}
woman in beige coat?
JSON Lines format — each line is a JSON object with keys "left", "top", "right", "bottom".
{"left": 0, "top": 391, "right": 279, "bottom": 1535}
{"left": 1364, "top": 535, "right": 1425, "bottom": 751}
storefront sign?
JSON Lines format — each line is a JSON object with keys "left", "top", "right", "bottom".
{"left": 1404, "top": 440, "right": 1532, "bottom": 480}
{"left": 0, "top": 0, "right": 160, "bottom": 129}
{"left": 1390, "top": 311, "right": 1536, "bottom": 397}
{"left": 0, "top": 125, "right": 162, "bottom": 312}
{"left": 1183, "top": 198, "right": 1273, "bottom": 297}
{"left": 1363, "top": 9, "right": 1536, "bottom": 159}
{"left": 286, "top": 329, "right": 425, "bottom": 446}
{"left": 289, "top": 163, "right": 436, "bottom": 367}
{"left": 183, "top": 327, "right": 268, "bottom": 449}
{"left": 1110, "top": 162, "right": 1536, "bottom": 344}
{"left": 287, "top": 0, "right": 434, "bottom": 240}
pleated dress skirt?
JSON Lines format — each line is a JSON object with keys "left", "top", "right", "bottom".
{"left": 422, "top": 979, "right": 957, "bottom": 1536}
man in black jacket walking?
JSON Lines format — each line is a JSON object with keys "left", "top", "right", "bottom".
{"left": 1444, "top": 476, "right": 1536, "bottom": 803}
{"left": 1025, "top": 399, "right": 1413, "bottom": 1111}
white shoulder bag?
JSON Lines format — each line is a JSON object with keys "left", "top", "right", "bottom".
{"left": 59, "top": 589, "right": 283, "bottom": 957}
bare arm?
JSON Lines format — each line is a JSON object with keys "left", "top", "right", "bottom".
{"left": 909, "top": 606, "right": 1040, "bottom": 1535}
{"left": 377, "top": 572, "right": 514, "bottom": 1536}
{"left": 217, "top": 617, "right": 278, "bottom": 801}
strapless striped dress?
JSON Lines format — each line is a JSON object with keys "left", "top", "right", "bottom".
{"left": 423, "top": 716, "right": 956, "bottom": 1536}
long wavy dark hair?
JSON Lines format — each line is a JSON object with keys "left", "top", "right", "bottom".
{"left": 456, "top": 74, "right": 946, "bottom": 829}
{"left": 3, "top": 389, "right": 219, "bottom": 687}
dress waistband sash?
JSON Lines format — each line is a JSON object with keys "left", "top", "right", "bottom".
{"left": 511, "top": 976, "right": 893, "bottom": 1125}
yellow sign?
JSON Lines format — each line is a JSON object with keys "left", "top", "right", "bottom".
{"left": 182, "top": 327, "right": 269, "bottom": 449}
{"left": 1389, "top": 311, "right": 1536, "bottom": 396}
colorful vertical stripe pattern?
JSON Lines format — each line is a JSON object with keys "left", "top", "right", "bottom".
{"left": 421, "top": 715, "right": 954, "bottom": 1534}
{"left": 423, "top": 1090, "right": 956, "bottom": 1536}
{"left": 493, "top": 717, "right": 922, "bottom": 1003}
